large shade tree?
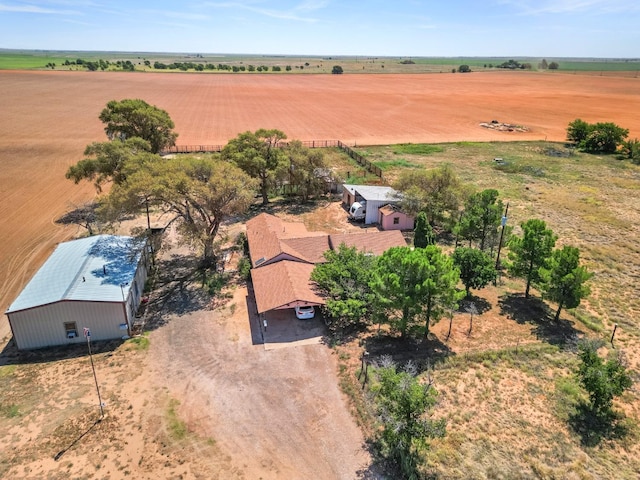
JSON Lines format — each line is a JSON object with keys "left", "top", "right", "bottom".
{"left": 65, "top": 137, "right": 152, "bottom": 192}
{"left": 104, "top": 155, "right": 257, "bottom": 264}
{"left": 99, "top": 99, "right": 178, "bottom": 154}
{"left": 508, "top": 219, "right": 557, "bottom": 298}
{"left": 539, "top": 246, "right": 592, "bottom": 321}
{"left": 222, "top": 129, "right": 288, "bottom": 205}
{"left": 372, "top": 246, "right": 463, "bottom": 338}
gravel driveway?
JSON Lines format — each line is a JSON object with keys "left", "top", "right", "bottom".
{"left": 146, "top": 272, "right": 376, "bottom": 479}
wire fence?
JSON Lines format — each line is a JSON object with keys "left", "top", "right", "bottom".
{"left": 161, "top": 139, "right": 385, "bottom": 182}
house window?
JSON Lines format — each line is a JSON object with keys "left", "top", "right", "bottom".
{"left": 64, "top": 322, "right": 78, "bottom": 339}
{"left": 393, "top": 217, "right": 400, "bottom": 225}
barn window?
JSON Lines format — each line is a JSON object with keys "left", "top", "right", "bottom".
{"left": 64, "top": 322, "right": 78, "bottom": 339}
{"left": 393, "top": 217, "right": 400, "bottom": 225}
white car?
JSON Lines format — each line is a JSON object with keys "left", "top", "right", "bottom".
{"left": 295, "top": 305, "right": 315, "bottom": 320}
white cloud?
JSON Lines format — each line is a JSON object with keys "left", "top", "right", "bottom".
{"left": 0, "top": 2, "right": 79, "bottom": 14}
{"left": 496, "top": 0, "right": 640, "bottom": 15}
{"left": 202, "top": 1, "right": 321, "bottom": 22}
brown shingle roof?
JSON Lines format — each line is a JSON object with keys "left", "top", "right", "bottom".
{"left": 281, "top": 236, "right": 331, "bottom": 264}
{"left": 251, "top": 261, "right": 325, "bottom": 314}
{"left": 247, "top": 213, "right": 407, "bottom": 314}
{"left": 329, "top": 230, "right": 406, "bottom": 256}
{"left": 246, "top": 212, "right": 325, "bottom": 267}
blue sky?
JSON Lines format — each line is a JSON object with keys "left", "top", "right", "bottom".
{"left": 0, "top": 0, "right": 639, "bottom": 57}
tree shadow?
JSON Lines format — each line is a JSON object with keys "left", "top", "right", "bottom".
{"left": 142, "top": 252, "right": 212, "bottom": 331}
{"left": 55, "top": 202, "right": 99, "bottom": 235}
{"left": 363, "top": 334, "right": 454, "bottom": 373}
{"left": 0, "top": 337, "right": 122, "bottom": 366}
{"left": 458, "top": 295, "right": 492, "bottom": 314}
{"left": 498, "top": 293, "right": 583, "bottom": 347}
{"left": 569, "top": 402, "right": 632, "bottom": 447}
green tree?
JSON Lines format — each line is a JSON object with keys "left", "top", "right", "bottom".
{"left": 99, "top": 99, "right": 178, "bottom": 154}
{"left": 548, "top": 61, "right": 559, "bottom": 69}
{"left": 567, "top": 118, "right": 591, "bottom": 145}
{"left": 508, "top": 219, "right": 557, "bottom": 298}
{"left": 583, "top": 122, "right": 629, "bottom": 154}
{"left": 222, "top": 129, "right": 288, "bottom": 205}
{"left": 539, "top": 59, "right": 548, "bottom": 70}
{"left": 311, "top": 244, "right": 377, "bottom": 332}
{"left": 413, "top": 211, "right": 435, "bottom": 248}
{"left": 539, "top": 246, "right": 592, "bottom": 321}
{"left": 394, "top": 165, "right": 464, "bottom": 229}
{"left": 331, "top": 65, "right": 343, "bottom": 74}
{"left": 105, "top": 155, "right": 256, "bottom": 264}
{"left": 458, "top": 64, "right": 471, "bottom": 73}
{"left": 577, "top": 340, "right": 632, "bottom": 417}
{"left": 452, "top": 247, "right": 496, "bottom": 297}
{"left": 455, "top": 189, "right": 503, "bottom": 250}
{"left": 372, "top": 364, "right": 445, "bottom": 479}
{"left": 620, "top": 138, "right": 640, "bottom": 164}
{"left": 65, "top": 137, "right": 152, "bottom": 192}
{"left": 372, "top": 246, "right": 463, "bottom": 338}
{"left": 284, "top": 140, "right": 327, "bottom": 202}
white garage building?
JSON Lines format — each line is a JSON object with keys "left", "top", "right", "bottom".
{"left": 6, "top": 235, "right": 149, "bottom": 350}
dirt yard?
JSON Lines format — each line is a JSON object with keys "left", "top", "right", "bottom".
{"left": 0, "top": 219, "right": 378, "bottom": 479}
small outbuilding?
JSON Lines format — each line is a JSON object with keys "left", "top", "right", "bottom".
{"left": 378, "top": 204, "right": 415, "bottom": 231}
{"left": 6, "top": 235, "right": 149, "bottom": 350}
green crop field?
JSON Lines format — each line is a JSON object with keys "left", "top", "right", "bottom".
{"left": 2, "top": 49, "right": 639, "bottom": 74}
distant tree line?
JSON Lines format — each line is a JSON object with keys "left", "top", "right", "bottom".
{"left": 59, "top": 58, "right": 136, "bottom": 71}
{"left": 152, "top": 61, "right": 302, "bottom": 72}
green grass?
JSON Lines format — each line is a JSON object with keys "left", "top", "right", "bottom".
{"left": 0, "top": 365, "right": 17, "bottom": 378}
{"left": 392, "top": 143, "right": 444, "bottom": 155}
{"left": 0, "top": 53, "right": 68, "bottom": 69}
{"left": 0, "top": 403, "right": 20, "bottom": 418}
{"left": 126, "top": 332, "right": 150, "bottom": 351}
{"left": 373, "top": 158, "right": 420, "bottom": 170}
{"left": 167, "top": 398, "right": 187, "bottom": 440}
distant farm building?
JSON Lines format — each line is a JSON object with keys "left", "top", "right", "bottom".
{"left": 6, "top": 235, "right": 149, "bottom": 350}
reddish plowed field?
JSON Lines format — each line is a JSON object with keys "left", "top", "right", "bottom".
{"left": 1, "top": 70, "right": 640, "bottom": 317}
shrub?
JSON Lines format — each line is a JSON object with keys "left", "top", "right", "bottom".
{"left": 237, "top": 257, "right": 251, "bottom": 281}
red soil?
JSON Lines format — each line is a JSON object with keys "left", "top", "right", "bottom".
{"left": 1, "top": 70, "right": 639, "bottom": 326}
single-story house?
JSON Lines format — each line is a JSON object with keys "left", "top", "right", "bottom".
{"left": 342, "top": 184, "right": 413, "bottom": 229}
{"left": 6, "top": 235, "right": 149, "bottom": 350}
{"left": 246, "top": 212, "right": 406, "bottom": 316}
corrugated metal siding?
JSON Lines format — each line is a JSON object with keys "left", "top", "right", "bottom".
{"left": 8, "top": 301, "right": 126, "bottom": 350}
{"left": 365, "top": 200, "right": 386, "bottom": 224}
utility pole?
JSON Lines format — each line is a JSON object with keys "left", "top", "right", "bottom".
{"left": 84, "top": 328, "right": 104, "bottom": 419}
{"left": 494, "top": 202, "right": 509, "bottom": 278}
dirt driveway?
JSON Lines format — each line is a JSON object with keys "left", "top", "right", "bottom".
{"left": 145, "top": 247, "right": 376, "bottom": 479}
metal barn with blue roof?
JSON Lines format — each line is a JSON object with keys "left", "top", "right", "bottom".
{"left": 6, "top": 235, "right": 149, "bottom": 350}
